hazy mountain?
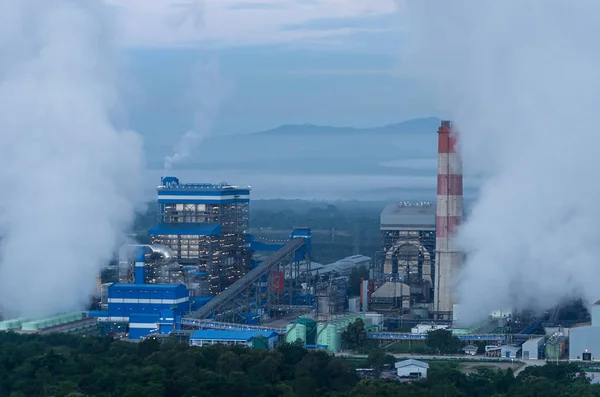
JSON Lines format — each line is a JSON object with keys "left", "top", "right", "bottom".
{"left": 143, "top": 117, "right": 449, "bottom": 200}
{"left": 255, "top": 117, "right": 441, "bottom": 136}
{"left": 146, "top": 117, "right": 442, "bottom": 172}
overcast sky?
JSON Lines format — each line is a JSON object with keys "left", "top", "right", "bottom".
{"left": 105, "top": 0, "right": 434, "bottom": 136}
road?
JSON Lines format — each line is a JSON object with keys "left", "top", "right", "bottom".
{"left": 337, "top": 352, "right": 550, "bottom": 374}
{"left": 337, "top": 352, "right": 516, "bottom": 361}
{"left": 514, "top": 359, "right": 549, "bottom": 375}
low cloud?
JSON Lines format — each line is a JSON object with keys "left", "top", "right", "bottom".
{"left": 106, "top": 0, "right": 400, "bottom": 47}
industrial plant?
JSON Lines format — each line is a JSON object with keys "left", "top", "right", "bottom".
{"left": 148, "top": 177, "right": 251, "bottom": 296}
{"left": 0, "top": 120, "right": 592, "bottom": 363}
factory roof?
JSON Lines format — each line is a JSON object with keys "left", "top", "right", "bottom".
{"left": 380, "top": 202, "right": 436, "bottom": 231}
{"left": 148, "top": 223, "right": 221, "bottom": 236}
{"left": 312, "top": 255, "right": 371, "bottom": 276}
{"left": 395, "top": 359, "right": 429, "bottom": 369}
{"left": 109, "top": 283, "right": 186, "bottom": 291}
{"left": 190, "top": 329, "right": 276, "bottom": 341}
{"left": 500, "top": 345, "right": 521, "bottom": 353}
{"left": 158, "top": 176, "right": 250, "bottom": 192}
{"left": 524, "top": 336, "right": 545, "bottom": 343}
{"left": 372, "top": 282, "right": 410, "bottom": 298}
{"left": 343, "top": 255, "right": 371, "bottom": 264}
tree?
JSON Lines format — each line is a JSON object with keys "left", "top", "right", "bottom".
{"left": 341, "top": 318, "right": 368, "bottom": 351}
{"left": 367, "top": 349, "right": 386, "bottom": 379}
{"left": 426, "top": 329, "right": 461, "bottom": 354}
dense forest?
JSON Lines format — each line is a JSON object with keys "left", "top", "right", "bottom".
{"left": 1, "top": 332, "right": 599, "bottom": 397}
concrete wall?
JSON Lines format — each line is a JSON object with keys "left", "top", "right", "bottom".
{"left": 396, "top": 365, "right": 428, "bottom": 378}
{"left": 569, "top": 326, "right": 600, "bottom": 361}
{"left": 522, "top": 337, "right": 544, "bottom": 360}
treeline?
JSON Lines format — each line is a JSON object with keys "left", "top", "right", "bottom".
{"left": 0, "top": 332, "right": 599, "bottom": 397}
{"left": 250, "top": 203, "right": 380, "bottom": 232}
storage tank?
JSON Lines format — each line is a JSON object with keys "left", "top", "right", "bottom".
{"left": 325, "top": 324, "right": 341, "bottom": 353}
{"left": 294, "top": 318, "right": 317, "bottom": 345}
{"left": 285, "top": 323, "right": 306, "bottom": 344}
{"left": 316, "top": 323, "right": 329, "bottom": 348}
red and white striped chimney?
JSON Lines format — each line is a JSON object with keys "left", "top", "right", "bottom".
{"left": 434, "top": 120, "right": 463, "bottom": 319}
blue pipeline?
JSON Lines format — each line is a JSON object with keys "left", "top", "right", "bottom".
{"left": 135, "top": 246, "right": 145, "bottom": 284}
{"left": 367, "top": 332, "right": 506, "bottom": 342}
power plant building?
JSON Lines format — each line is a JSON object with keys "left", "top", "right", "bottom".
{"left": 380, "top": 202, "right": 435, "bottom": 304}
{"left": 149, "top": 177, "right": 251, "bottom": 295}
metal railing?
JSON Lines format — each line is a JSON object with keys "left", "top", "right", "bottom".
{"left": 368, "top": 332, "right": 506, "bottom": 342}
{"left": 180, "top": 319, "right": 285, "bottom": 334}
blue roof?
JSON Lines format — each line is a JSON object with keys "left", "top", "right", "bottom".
{"left": 190, "top": 329, "right": 276, "bottom": 341}
{"left": 148, "top": 223, "right": 221, "bottom": 236}
{"left": 158, "top": 189, "right": 250, "bottom": 196}
{"left": 109, "top": 283, "right": 185, "bottom": 291}
{"left": 157, "top": 177, "right": 250, "bottom": 194}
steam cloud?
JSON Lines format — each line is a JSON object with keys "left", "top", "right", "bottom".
{"left": 164, "top": 60, "right": 232, "bottom": 171}
{"left": 404, "top": 0, "right": 600, "bottom": 323}
{"left": 0, "top": 0, "right": 144, "bottom": 317}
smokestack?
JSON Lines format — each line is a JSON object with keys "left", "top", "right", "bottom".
{"left": 434, "top": 120, "right": 463, "bottom": 319}
{"left": 134, "top": 246, "right": 145, "bottom": 285}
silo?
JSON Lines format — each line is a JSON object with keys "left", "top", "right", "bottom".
{"left": 295, "top": 318, "right": 317, "bottom": 345}
{"left": 285, "top": 323, "right": 307, "bottom": 344}
{"left": 323, "top": 323, "right": 341, "bottom": 353}
{"left": 316, "top": 322, "right": 328, "bottom": 347}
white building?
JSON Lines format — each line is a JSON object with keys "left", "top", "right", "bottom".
{"left": 395, "top": 359, "right": 429, "bottom": 378}
{"left": 569, "top": 301, "right": 600, "bottom": 361}
{"left": 463, "top": 345, "right": 478, "bottom": 356}
{"left": 500, "top": 345, "right": 521, "bottom": 358}
{"left": 521, "top": 337, "right": 545, "bottom": 360}
{"left": 411, "top": 323, "right": 448, "bottom": 334}
{"left": 490, "top": 309, "right": 513, "bottom": 319}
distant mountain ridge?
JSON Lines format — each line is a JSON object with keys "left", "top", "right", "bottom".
{"left": 255, "top": 116, "right": 442, "bottom": 136}
{"left": 145, "top": 116, "right": 443, "bottom": 181}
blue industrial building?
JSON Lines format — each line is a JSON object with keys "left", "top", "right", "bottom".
{"left": 90, "top": 282, "right": 190, "bottom": 340}
{"left": 106, "top": 283, "right": 189, "bottom": 319}
{"left": 89, "top": 245, "right": 192, "bottom": 340}
{"left": 149, "top": 177, "right": 251, "bottom": 296}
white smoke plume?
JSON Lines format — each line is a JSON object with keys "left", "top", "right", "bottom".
{"left": 403, "top": 0, "right": 600, "bottom": 323}
{"left": 0, "top": 0, "right": 144, "bottom": 318}
{"left": 164, "top": 59, "right": 233, "bottom": 171}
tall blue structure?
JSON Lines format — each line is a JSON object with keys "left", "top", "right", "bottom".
{"left": 134, "top": 246, "right": 145, "bottom": 285}
{"left": 149, "top": 177, "right": 251, "bottom": 295}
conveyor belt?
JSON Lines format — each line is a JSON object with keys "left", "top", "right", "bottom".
{"left": 185, "top": 238, "right": 305, "bottom": 319}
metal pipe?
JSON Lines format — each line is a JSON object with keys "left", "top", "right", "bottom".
{"left": 119, "top": 244, "right": 174, "bottom": 262}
